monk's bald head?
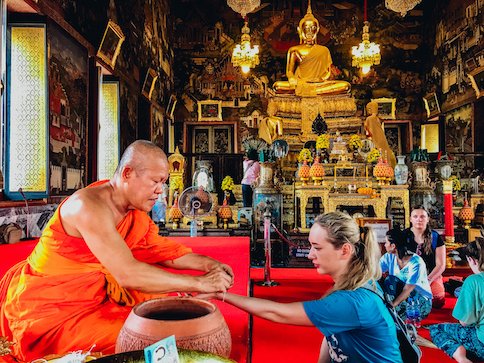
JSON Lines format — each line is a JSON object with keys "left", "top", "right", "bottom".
{"left": 115, "top": 140, "right": 167, "bottom": 176}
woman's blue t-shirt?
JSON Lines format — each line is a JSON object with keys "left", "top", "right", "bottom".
{"left": 303, "top": 287, "right": 403, "bottom": 363}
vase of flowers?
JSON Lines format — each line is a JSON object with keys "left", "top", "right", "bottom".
{"left": 316, "top": 134, "right": 330, "bottom": 162}
{"left": 348, "top": 134, "right": 362, "bottom": 161}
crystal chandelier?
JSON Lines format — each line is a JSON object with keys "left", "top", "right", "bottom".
{"left": 351, "top": 0, "right": 380, "bottom": 75}
{"left": 227, "top": 0, "right": 260, "bottom": 18}
{"left": 232, "top": 21, "right": 260, "bottom": 74}
{"left": 385, "top": 0, "right": 421, "bottom": 17}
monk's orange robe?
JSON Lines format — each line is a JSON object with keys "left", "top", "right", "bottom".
{"left": 0, "top": 182, "right": 192, "bottom": 361}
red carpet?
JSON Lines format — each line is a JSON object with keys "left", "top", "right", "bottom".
{"left": 174, "top": 237, "right": 250, "bottom": 363}
{"left": 249, "top": 268, "right": 476, "bottom": 363}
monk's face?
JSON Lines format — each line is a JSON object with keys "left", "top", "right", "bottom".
{"left": 127, "top": 154, "right": 168, "bottom": 212}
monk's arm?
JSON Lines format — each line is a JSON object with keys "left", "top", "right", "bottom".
{"left": 162, "top": 253, "right": 234, "bottom": 284}
{"left": 64, "top": 198, "right": 232, "bottom": 294}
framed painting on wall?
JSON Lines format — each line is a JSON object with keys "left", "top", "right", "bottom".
{"left": 371, "top": 98, "right": 396, "bottom": 120}
{"left": 142, "top": 68, "right": 158, "bottom": 100}
{"left": 48, "top": 22, "right": 88, "bottom": 196}
{"left": 97, "top": 20, "right": 125, "bottom": 69}
{"left": 445, "top": 104, "right": 473, "bottom": 153}
{"left": 167, "top": 94, "right": 177, "bottom": 120}
{"left": 151, "top": 104, "right": 164, "bottom": 149}
{"left": 198, "top": 100, "right": 222, "bottom": 121}
{"left": 384, "top": 124, "right": 402, "bottom": 156}
{"left": 383, "top": 120, "right": 413, "bottom": 155}
{"left": 423, "top": 92, "right": 441, "bottom": 118}
{"left": 468, "top": 66, "right": 484, "bottom": 99}
{"left": 356, "top": 218, "right": 391, "bottom": 244}
{"left": 213, "top": 127, "right": 232, "bottom": 154}
{"left": 193, "top": 127, "right": 210, "bottom": 153}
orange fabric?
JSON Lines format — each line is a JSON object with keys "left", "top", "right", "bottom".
{"left": 0, "top": 181, "right": 192, "bottom": 361}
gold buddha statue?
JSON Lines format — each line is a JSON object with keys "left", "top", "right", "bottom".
{"left": 273, "top": 1, "right": 351, "bottom": 97}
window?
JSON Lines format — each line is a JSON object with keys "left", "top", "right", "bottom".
{"left": 5, "top": 24, "right": 48, "bottom": 199}
{"left": 98, "top": 78, "right": 120, "bottom": 180}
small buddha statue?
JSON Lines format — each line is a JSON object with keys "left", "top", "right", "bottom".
{"left": 364, "top": 101, "right": 396, "bottom": 168}
{"left": 273, "top": 1, "right": 351, "bottom": 97}
{"left": 258, "top": 102, "right": 283, "bottom": 145}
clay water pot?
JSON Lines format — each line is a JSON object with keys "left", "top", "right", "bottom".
{"left": 115, "top": 297, "right": 231, "bottom": 357}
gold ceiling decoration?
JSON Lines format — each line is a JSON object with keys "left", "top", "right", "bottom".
{"left": 228, "top": 0, "right": 260, "bottom": 74}
{"left": 351, "top": 0, "right": 380, "bottom": 75}
{"left": 385, "top": 0, "right": 422, "bottom": 16}
{"left": 232, "top": 21, "right": 260, "bottom": 74}
{"left": 226, "top": 0, "right": 260, "bottom": 18}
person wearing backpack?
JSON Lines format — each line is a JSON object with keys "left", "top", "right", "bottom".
{"left": 404, "top": 206, "right": 446, "bottom": 308}
{"left": 380, "top": 228, "right": 432, "bottom": 321}
{"left": 241, "top": 149, "right": 260, "bottom": 207}
{"left": 199, "top": 212, "right": 403, "bottom": 363}
{"left": 429, "top": 238, "right": 484, "bottom": 363}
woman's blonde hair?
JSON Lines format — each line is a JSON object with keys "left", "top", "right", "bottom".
{"left": 314, "top": 212, "right": 382, "bottom": 291}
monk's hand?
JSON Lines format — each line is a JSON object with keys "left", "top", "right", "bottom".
{"left": 199, "top": 268, "right": 233, "bottom": 293}
{"left": 208, "top": 262, "right": 234, "bottom": 288}
{"left": 289, "top": 77, "right": 297, "bottom": 87}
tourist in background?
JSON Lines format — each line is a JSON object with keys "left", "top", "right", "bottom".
{"left": 200, "top": 212, "right": 403, "bottom": 362}
{"left": 380, "top": 228, "right": 432, "bottom": 321}
{"left": 429, "top": 238, "right": 484, "bottom": 363}
{"left": 404, "top": 206, "right": 446, "bottom": 308}
{"left": 241, "top": 149, "right": 260, "bottom": 208}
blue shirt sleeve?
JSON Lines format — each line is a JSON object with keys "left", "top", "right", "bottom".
{"left": 380, "top": 253, "right": 390, "bottom": 273}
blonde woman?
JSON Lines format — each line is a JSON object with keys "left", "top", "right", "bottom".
{"left": 200, "top": 212, "right": 402, "bottom": 363}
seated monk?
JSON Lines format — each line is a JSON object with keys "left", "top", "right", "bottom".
{"left": 364, "top": 101, "right": 396, "bottom": 168}
{"left": 0, "top": 140, "right": 234, "bottom": 361}
{"left": 273, "top": 3, "right": 351, "bottom": 96}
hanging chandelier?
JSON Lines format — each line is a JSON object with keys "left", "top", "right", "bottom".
{"left": 232, "top": 21, "right": 260, "bottom": 74}
{"left": 385, "top": 0, "right": 421, "bottom": 17}
{"left": 351, "top": 0, "right": 380, "bottom": 75}
{"left": 227, "top": 0, "right": 260, "bottom": 18}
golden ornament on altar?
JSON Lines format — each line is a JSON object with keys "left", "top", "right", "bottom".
{"left": 357, "top": 187, "right": 374, "bottom": 196}
{"left": 458, "top": 196, "right": 475, "bottom": 229}
{"left": 373, "top": 156, "right": 392, "bottom": 186}
{"left": 309, "top": 156, "right": 325, "bottom": 185}
{"left": 218, "top": 195, "right": 233, "bottom": 229}
{"left": 298, "top": 161, "right": 311, "bottom": 185}
{"left": 169, "top": 196, "right": 183, "bottom": 229}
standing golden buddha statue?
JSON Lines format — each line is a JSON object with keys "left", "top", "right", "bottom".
{"left": 273, "top": 1, "right": 351, "bottom": 97}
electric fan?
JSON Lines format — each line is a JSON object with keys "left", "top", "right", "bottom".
{"left": 178, "top": 186, "right": 213, "bottom": 237}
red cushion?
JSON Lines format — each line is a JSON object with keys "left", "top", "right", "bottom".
{"left": 0, "top": 240, "right": 38, "bottom": 276}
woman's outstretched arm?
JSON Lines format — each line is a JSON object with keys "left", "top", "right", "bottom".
{"left": 201, "top": 292, "right": 313, "bottom": 326}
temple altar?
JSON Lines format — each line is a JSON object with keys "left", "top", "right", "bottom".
{"left": 295, "top": 183, "right": 409, "bottom": 231}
